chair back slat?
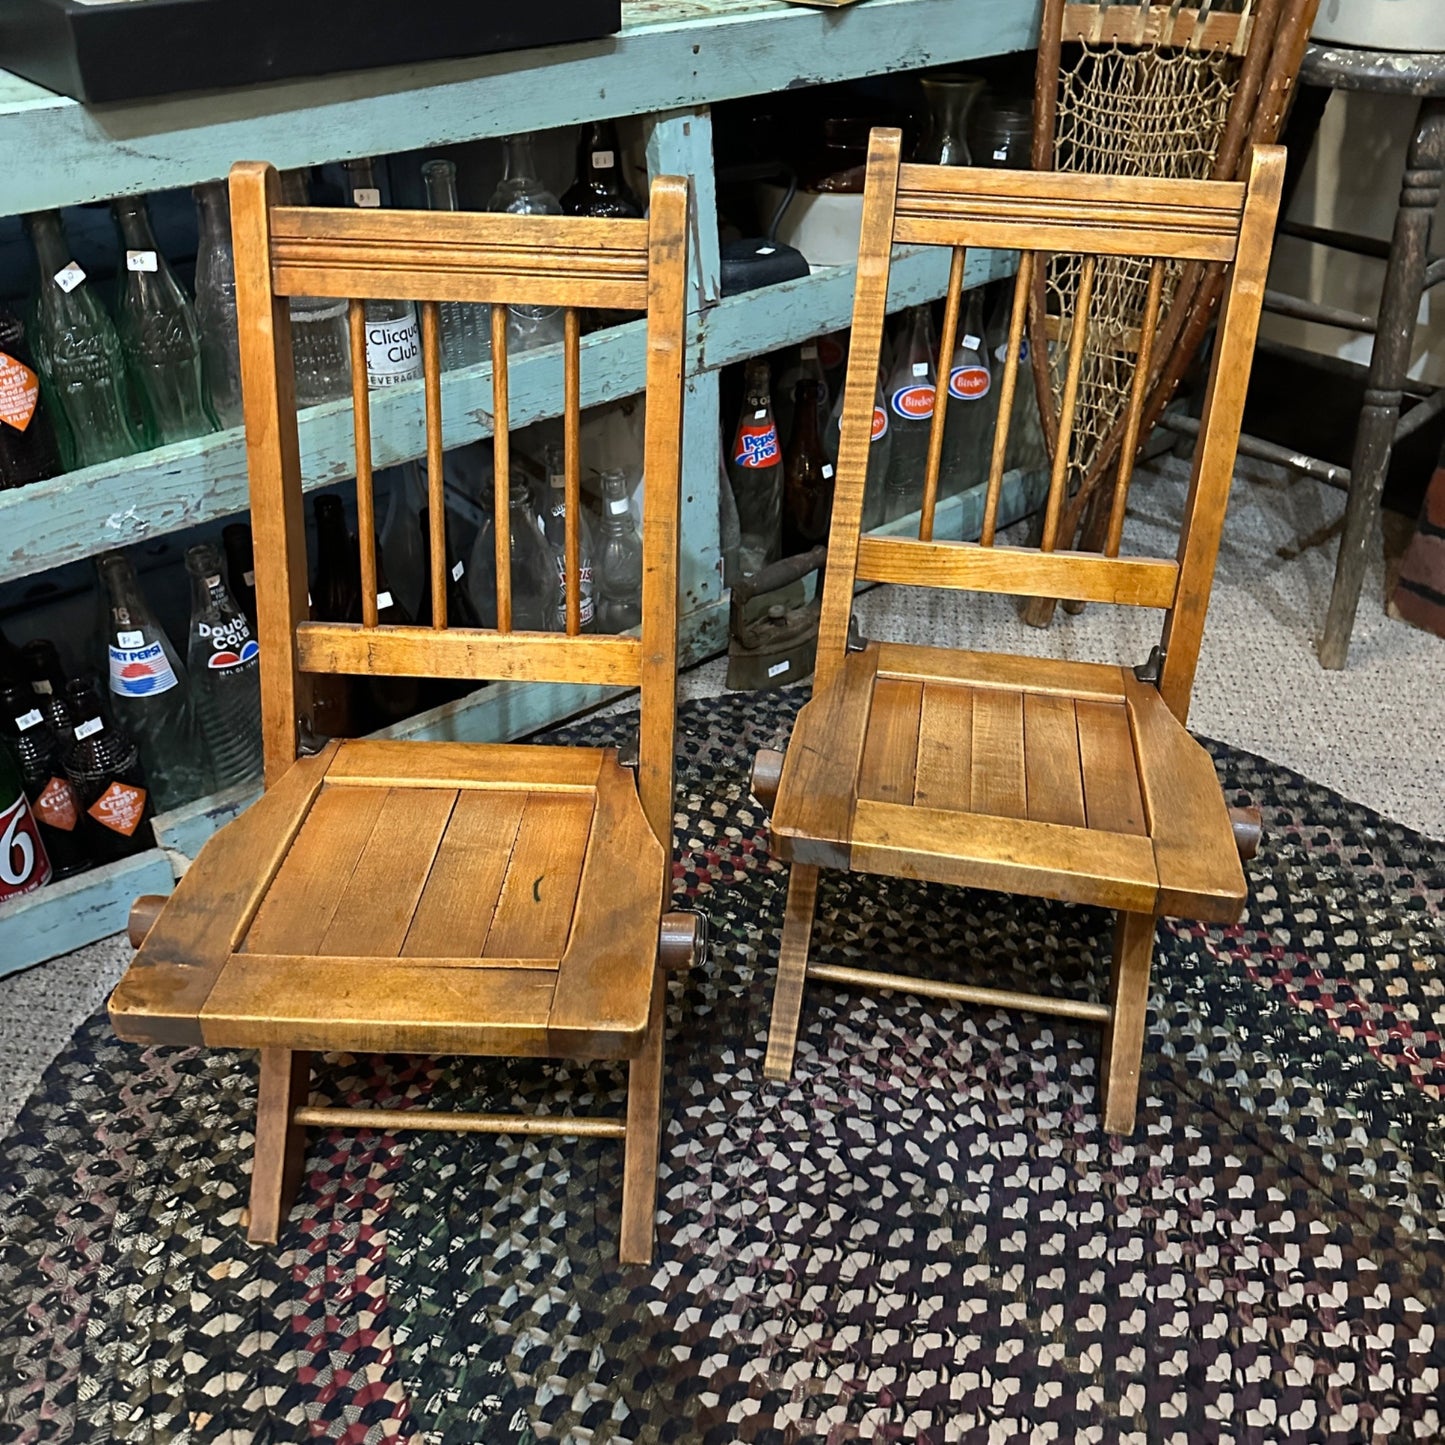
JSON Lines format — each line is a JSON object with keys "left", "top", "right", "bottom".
{"left": 229, "top": 162, "right": 691, "bottom": 828}
{"left": 980, "top": 254, "right": 1033, "bottom": 546}
{"left": 813, "top": 128, "right": 1283, "bottom": 723}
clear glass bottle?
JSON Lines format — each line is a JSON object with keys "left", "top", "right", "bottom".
{"left": 824, "top": 366, "right": 892, "bottom": 533}
{"left": 593, "top": 468, "right": 643, "bottom": 633}
{"left": 60, "top": 675, "right": 155, "bottom": 860}
{"left": 193, "top": 180, "right": 244, "bottom": 429}
{"left": 466, "top": 472, "right": 560, "bottom": 631}
{"left": 421, "top": 160, "right": 491, "bottom": 371}
{"left": 185, "top": 543, "right": 262, "bottom": 790}
{"left": 341, "top": 158, "right": 423, "bottom": 388}
{"left": 986, "top": 285, "right": 1049, "bottom": 475}
{"left": 537, "top": 443, "right": 597, "bottom": 632}
{"left": 918, "top": 73, "right": 986, "bottom": 166}
{"left": 882, "top": 305, "right": 938, "bottom": 522}
{"left": 279, "top": 169, "right": 352, "bottom": 408}
{"left": 489, "top": 135, "right": 566, "bottom": 352}
{"left": 0, "top": 303, "right": 63, "bottom": 488}
{"left": 941, "top": 290, "right": 992, "bottom": 498}
{"left": 98, "top": 551, "right": 212, "bottom": 811}
{"left": 112, "top": 195, "right": 219, "bottom": 446}
{"left": 23, "top": 210, "right": 141, "bottom": 470}
{"left": 726, "top": 357, "right": 784, "bottom": 575}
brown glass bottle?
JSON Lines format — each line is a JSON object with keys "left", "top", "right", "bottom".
{"left": 782, "top": 379, "right": 834, "bottom": 556}
{"left": 60, "top": 676, "right": 155, "bottom": 860}
{"left": 308, "top": 494, "right": 361, "bottom": 738}
{"left": 0, "top": 304, "right": 63, "bottom": 489}
{"left": 1, "top": 679, "right": 93, "bottom": 877}
{"left": 562, "top": 121, "right": 643, "bottom": 220}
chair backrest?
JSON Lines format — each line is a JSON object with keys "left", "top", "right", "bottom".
{"left": 229, "top": 163, "right": 689, "bottom": 847}
{"left": 816, "top": 128, "right": 1283, "bottom": 724}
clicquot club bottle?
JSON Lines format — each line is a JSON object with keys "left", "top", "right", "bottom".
{"left": 60, "top": 675, "right": 155, "bottom": 860}
{"left": 24, "top": 210, "right": 141, "bottom": 470}
{"left": 0, "top": 303, "right": 62, "bottom": 489}
{"left": 726, "top": 357, "right": 783, "bottom": 577}
{"left": 783, "top": 378, "right": 834, "bottom": 556}
{"left": 341, "top": 158, "right": 423, "bottom": 388}
{"left": 308, "top": 494, "right": 362, "bottom": 738}
{"left": 222, "top": 522, "right": 258, "bottom": 634}
{"left": 185, "top": 543, "right": 263, "bottom": 789}
{"left": 112, "top": 195, "right": 219, "bottom": 446}
{"left": 0, "top": 680, "right": 91, "bottom": 878}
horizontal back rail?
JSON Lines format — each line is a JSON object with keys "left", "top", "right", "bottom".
{"left": 1059, "top": 2, "right": 1255, "bottom": 53}
{"left": 269, "top": 207, "right": 652, "bottom": 309}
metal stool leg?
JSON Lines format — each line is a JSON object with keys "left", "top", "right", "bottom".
{"left": 1320, "top": 97, "right": 1445, "bottom": 669}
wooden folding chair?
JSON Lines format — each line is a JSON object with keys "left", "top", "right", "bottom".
{"left": 752, "top": 130, "right": 1283, "bottom": 1134}
{"left": 108, "top": 163, "right": 698, "bottom": 1264}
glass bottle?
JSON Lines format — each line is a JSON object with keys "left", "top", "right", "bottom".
{"left": 308, "top": 494, "right": 362, "bottom": 739}
{"left": 489, "top": 135, "right": 566, "bottom": 352}
{"left": 985, "top": 285, "right": 1049, "bottom": 475}
{"left": 1, "top": 679, "right": 92, "bottom": 878}
{"left": 466, "top": 473, "right": 560, "bottom": 632}
{"left": 726, "top": 357, "right": 784, "bottom": 576}
{"left": 882, "top": 305, "right": 938, "bottom": 522}
{"left": 416, "top": 504, "right": 483, "bottom": 631}
{"left": 341, "top": 158, "right": 423, "bottom": 388}
{"left": 941, "top": 290, "right": 992, "bottom": 498}
{"left": 0, "top": 625, "right": 24, "bottom": 688}
{"left": 23, "top": 210, "right": 141, "bottom": 470}
{"left": 222, "top": 522, "right": 258, "bottom": 633}
{"left": 0, "top": 303, "right": 63, "bottom": 488}
{"left": 421, "top": 159, "right": 491, "bottom": 371}
{"left": 279, "top": 170, "right": 352, "bottom": 408}
{"left": 379, "top": 463, "right": 428, "bottom": 621}
{"left": 537, "top": 443, "right": 596, "bottom": 632}
{"left": 193, "top": 180, "right": 244, "bottom": 429}
{"left": 98, "top": 551, "right": 212, "bottom": 811}
{"left": 0, "top": 733, "right": 52, "bottom": 903}
{"left": 60, "top": 675, "right": 155, "bottom": 860}
{"left": 364, "top": 544, "right": 422, "bottom": 728}
{"left": 562, "top": 120, "right": 643, "bottom": 219}
{"left": 775, "top": 340, "right": 829, "bottom": 452}
{"left": 112, "top": 195, "right": 218, "bottom": 446}
{"left": 783, "top": 379, "right": 834, "bottom": 556}
{"left": 185, "top": 543, "right": 262, "bottom": 790}
{"left": 21, "top": 638, "right": 67, "bottom": 705}
{"left": 824, "top": 367, "right": 892, "bottom": 534}
{"left": 918, "top": 73, "right": 986, "bottom": 166}
{"left": 594, "top": 469, "right": 643, "bottom": 634}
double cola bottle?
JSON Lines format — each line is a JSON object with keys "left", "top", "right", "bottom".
{"left": 185, "top": 543, "right": 263, "bottom": 789}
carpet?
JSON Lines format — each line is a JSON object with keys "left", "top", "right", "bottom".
{"left": 1, "top": 687, "right": 1442, "bottom": 1444}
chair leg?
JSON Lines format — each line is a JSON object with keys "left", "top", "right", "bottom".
{"left": 247, "top": 1047, "right": 312, "bottom": 1245}
{"left": 1099, "top": 911, "right": 1157, "bottom": 1136}
{"left": 619, "top": 972, "right": 667, "bottom": 1266}
{"left": 763, "top": 864, "right": 820, "bottom": 1083}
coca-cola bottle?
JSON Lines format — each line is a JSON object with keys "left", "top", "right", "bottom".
{"left": 882, "top": 305, "right": 938, "bottom": 521}
{"left": 0, "top": 303, "right": 62, "bottom": 489}
{"left": 537, "top": 443, "right": 597, "bottom": 632}
{"left": 309, "top": 494, "right": 362, "bottom": 738}
{"left": 185, "top": 543, "right": 263, "bottom": 789}
{"left": 466, "top": 473, "right": 560, "bottom": 631}
{"left": 824, "top": 366, "right": 892, "bottom": 533}
{"left": 0, "top": 736, "right": 51, "bottom": 904}
{"left": 98, "top": 551, "right": 212, "bottom": 811}
{"left": 941, "top": 290, "right": 992, "bottom": 498}
{"left": 222, "top": 522, "right": 258, "bottom": 633}
{"left": 594, "top": 469, "right": 643, "bottom": 633}
{"left": 341, "top": 158, "right": 423, "bottom": 388}
{"left": 0, "top": 680, "right": 91, "bottom": 878}
{"left": 727, "top": 358, "right": 783, "bottom": 576}
{"left": 60, "top": 675, "right": 154, "bottom": 860}
{"left": 783, "top": 379, "right": 834, "bottom": 555}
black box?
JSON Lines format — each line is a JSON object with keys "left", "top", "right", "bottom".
{"left": 0, "top": 0, "right": 622, "bottom": 104}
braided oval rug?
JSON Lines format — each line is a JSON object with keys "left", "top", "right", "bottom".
{"left": 2, "top": 687, "right": 1442, "bottom": 1444}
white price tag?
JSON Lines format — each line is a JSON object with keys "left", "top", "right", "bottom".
{"left": 376, "top": 590, "right": 393, "bottom": 610}
{"left": 767, "top": 660, "right": 790, "bottom": 678}
{"left": 243, "top": 569, "right": 255, "bottom": 586}
{"left": 609, "top": 497, "right": 630, "bottom": 515}
{"left": 451, "top": 560, "right": 465, "bottom": 582}
{"left": 16, "top": 709, "right": 42, "bottom": 731}
{"left": 352, "top": 187, "right": 381, "bottom": 207}
{"left": 757, "top": 246, "right": 776, "bottom": 256}
{"left": 801, "top": 343, "right": 818, "bottom": 360}
{"left": 550, "top": 472, "right": 566, "bottom": 489}
{"left": 993, "top": 147, "right": 1009, "bottom": 161}
{"left": 75, "top": 717, "right": 103, "bottom": 741}
{"left": 912, "top": 362, "right": 928, "bottom": 377}
{"left": 963, "top": 334, "right": 981, "bottom": 349}
{"left": 754, "top": 409, "right": 767, "bottom": 420}
{"left": 204, "top": 574, "right": 221, "bottom": 588}
{"left": 822, "top": 464, "right": 834, "bottom": 479}
{"left": 116, "top": 629, "right": 144, "bottom": 648}
{"left": 53, "top": 263, "right": 86, "bottom": 293}
{"left": 126, "top": 250, "right": 158, "bottom": 273}
{"left": 591, "top": 149, "right": 615, "bottom": 169}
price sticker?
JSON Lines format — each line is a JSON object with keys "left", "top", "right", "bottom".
{"left": 609, "top": 497, "right": 630, "bottom": 515}
{"left": 993, "top": 147, "right": 1008, "bottom": 161}
{"left": 754, "top": 409, "right": 767, "bottom": 420}
{"left": 452, "top": 560, "right": 465, "bottom": 582}
{"left": 963, "top": 334, "right": 981, "bottom": 349}
{"left": 757, "top": 246, "right": 776, "bottom": 256}
{"left": 822, "top": 464, "right": 834, "bottom": 479}
{"left": 31, "top": 680, "right": 52, "bottom": 697}
{"left": 352, "top": 187, "right": 381, "bottom": 207}
{"left": 912, "top": 362, "right": 929, "bottom": 378}
{"left": 53, "top": 263, "right": 86, "bottom": 293}
{"left": 243, "top": 569, "right": 255, "bottom": 586}
{"left": 75, "top": 718, "right": 103, "bottom": 741}
{"left": 126, "top": 250, "right": 158, "bottom": 273}
{"left": 376, "top": 590, "right": 393, "bottom": 610}
{"left": 591, "top": 149, "right": 615, "bottom": 169}
{"left": 116, "top": 629, "right": 144, "bottom": 648}
{"left": 767, "top": 660, "right": 790, "bottom": 678}
{"left": 15, "top": 710, "right": 42, "bottom": 731}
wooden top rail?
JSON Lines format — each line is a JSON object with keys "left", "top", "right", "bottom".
{"left": 269, "top": 207, "right": 652, "bottom": 309}
{"left": 894, "top": 166, "right": 1247, "bottom": 262}
{"left": 1060, "top": 3, "right": 1255, "bottom": 54}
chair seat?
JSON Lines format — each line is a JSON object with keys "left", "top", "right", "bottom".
{"left": 770, "top": 640, "right": 1245, "bottom": 923}
{"left": 110, "top": 738, "right": 666, "bottom": 1059}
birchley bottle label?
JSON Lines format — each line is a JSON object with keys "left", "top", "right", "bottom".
{"left": 0, "top": 351, "right": 40, "bottom": 433}
{"left": 366, "top": 313, "right": 422, "bottom": 386}
{"left": 197, "top": 607, "right": 259, "bottom": 672}
{"left": 34, "top": 777, "right": 78, "bottom": 832}
{"left": 0, "top": 793, "right": 51, "bottom": 900}
{"left": 949, "top": 361, "right": 991, "bottom": 402}
{"left": 108, "top": 638, "right": 179, "bottom": 697}
{"left": 890, "top": 381, "right": 935, "bottom": 421}
{"left": 88, "top": 781, "right": 148, "bottom": 837}
{"left": 733, "top": 413, "right": 780, "bottom": 469}
{"left": 871, "top": 405, "right": 889, "bottom": 441}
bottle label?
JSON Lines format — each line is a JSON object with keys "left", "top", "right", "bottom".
{"left": 818, "top": 335, "right": 847, "bottom": 371}
{"left": 88, "top": 781, "right": 148, "bottom": 838}
{"left": 352, "top": 187, "right": 381, "bottom": 208}
{"left": 15, "top": 709, "right": 41, "bottom": 731}
{"left": 74, "top": 717, "right": 103, "bottom": 741}
{"left": 0, "top": 351, "right": 40, "bottom": 434}
{"left": 555, "top": 559, "right": 596, "bottom": 625}
{"left": 734, "top": 420, "right": 780, "bottom": 469}
{"left": 591, "top": 149, "right": 615, "bottom": 169}
{"left": 35, "top": 777, "right": 78, "bottom": 832}
{"left": 366, "top": 313, "right": 421, "bottom": 386}
{"left": 125, "top": 250, "right": 158, "bottom": 273}
{"left": 0, "top": 794, "right": 50, "bottom": 899}
{"left": 890, "top": 384, "right": 935, "bottom": 421}
{"left": 52, "top": 263, "right": 86, "bottom": 294}
{"left": 948, "top": 364, "right": 991, "bottom": 402}
{"left": 108, "top": 639, "right": 179, "bottom": 697}
{"left": 995, "top": 338, "right": 1030, "bottom": 364}
{"left": 197, "top": 617, "right": 259, "bottom": 672}
{"left": 871, "top": 405, "right": 889, "bottom": 442}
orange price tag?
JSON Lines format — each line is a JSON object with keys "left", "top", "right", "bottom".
{"left": 0, "top": 351, "right": 39, "bottom": 434}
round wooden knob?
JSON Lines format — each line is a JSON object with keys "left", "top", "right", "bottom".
{"left": 127, "top": 894, "right": 167, "bottom": 949}
{"left": 751, "top": 749, "right": 784, "bottom": 810}
{"left": 1227, "top": 806, "right": 1263, "bottom": 862}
